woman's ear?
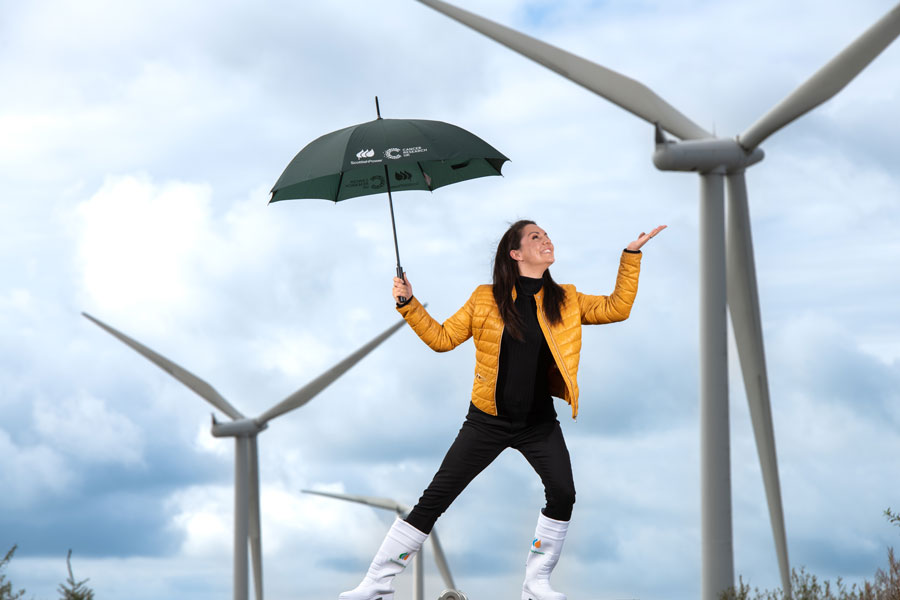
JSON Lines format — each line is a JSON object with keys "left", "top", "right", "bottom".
{"left": 509, "top": 249, "right": 521, "bottom": 262}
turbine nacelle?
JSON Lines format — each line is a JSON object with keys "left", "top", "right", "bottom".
{"left": 211, "top": 415, "right": 268, "bottom": 438}
{"left": 653, "top": 125, "right": 764, "bottom": 173}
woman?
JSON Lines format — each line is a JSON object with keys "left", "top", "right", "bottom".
{"left": 339, "top": 220, "right": 665, "bottom": 600}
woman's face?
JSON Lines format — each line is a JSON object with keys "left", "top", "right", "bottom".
{"left": 511, "top": 224, "right": 554, "bottom": 276}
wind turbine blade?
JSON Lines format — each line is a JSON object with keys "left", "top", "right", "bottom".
{"left": 256, "top": 318, "right": 406, "bottom": 425}
{"left": 428, "top": 528, "right": 456, "bottom": 590}
{"left": 725, "top": 173, "right": 791, "bottom": 598}
{"left": 82, "top": 312, "right": 245, "bottom": 421}
{"left": 416, "top": 0, "right": 711, "bottom": 141}
{"left": 740, "top": 3, "right": 900, "bottom": 150}
{"left": 301, "top": 489, "right": 411, "bottom": 515}
{"left": 249, "top": 437, "right": 264, "bottom": 600}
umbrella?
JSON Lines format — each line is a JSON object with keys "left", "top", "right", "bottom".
{"left": 270, "top": 97, "right": 509, "bottom": 300}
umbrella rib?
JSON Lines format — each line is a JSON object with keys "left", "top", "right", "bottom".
{"left": 416, "top": 162, "right": 433, "bottom": 191}
{"left": 334, "top": 170, "right": 345, "bottom": 203}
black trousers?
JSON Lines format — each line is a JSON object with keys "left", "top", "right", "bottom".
{"left": 404, "top": 418, "right": 576, "bottom": 534}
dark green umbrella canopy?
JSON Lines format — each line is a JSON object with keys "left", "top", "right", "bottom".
{"left": 269, "top": 117, "right": 508, "bottom": 202}
{"left": 269, "top": 112, "right": 508, "bottom": 297}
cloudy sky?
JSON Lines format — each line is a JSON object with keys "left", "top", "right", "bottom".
{"left": 2, "top": 1, "right": 899, "bottom": 599}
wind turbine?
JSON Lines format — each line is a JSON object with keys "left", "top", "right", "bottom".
{"left": 301, "top": 489, "right": 467, "bottom": 600}
{"left": 413, "top": 1, "right": 900, "bottom": 599}
{"left": 82, "top": 312, "right": 406, "bottom": 600}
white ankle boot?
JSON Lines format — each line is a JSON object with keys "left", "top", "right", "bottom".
{"left": 521, "top": 512, "right": 569, "bottom": 600}
{"left": 339, "top": 517, "right": 428, "bottom": 600}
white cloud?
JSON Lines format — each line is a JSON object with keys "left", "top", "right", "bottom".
{"left": 33, "top": 391, "right": 145, "bottom": 466}
{"left": 249, "top": 328, "right": 336, "bottom": 380}
{"left": 75, "top": 174, "right": 215, "bottom": 318}
{"left": 0, "top": 288, "right": 35, "bottom": 320}
{"left": 167, "top": 485, "right": 232, "bottom": 559}
{"left": 0, "top": 430, "right": 72, "bottom": 508}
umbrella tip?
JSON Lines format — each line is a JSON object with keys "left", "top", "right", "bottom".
{"left": 375, "top": 96, "right": 382, "bottom": 119}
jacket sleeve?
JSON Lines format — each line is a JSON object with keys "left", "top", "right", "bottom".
{"left": 578, "top": 250, "right": 642, "bottom": 324}
{"left": 396, "top": 293, "right": 475, "bottom": 352}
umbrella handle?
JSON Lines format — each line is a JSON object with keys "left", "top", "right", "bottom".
{"left": 396, "top": 265, "right": 407, "bottom": 304}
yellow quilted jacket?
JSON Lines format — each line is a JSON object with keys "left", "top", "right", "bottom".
{"left": 396, "top": 250, "right": 642, "bottom": 419}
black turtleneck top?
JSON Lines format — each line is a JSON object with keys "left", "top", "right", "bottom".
{"left": 467, "top": 275, "right": 557, "bottom": 429}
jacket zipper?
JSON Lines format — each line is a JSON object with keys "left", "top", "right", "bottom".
{"left": 491, "top": 321, "right": 504, "bottom": 416}
{"left": 534, "top": 292, "right": 577, "bottom": 421}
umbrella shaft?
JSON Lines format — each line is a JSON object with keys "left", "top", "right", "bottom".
{"left": 384, "top": 166, "right": 403, "bottom": 275}
{"left": 385, "top": 167, "right": 407, "bottom": 303}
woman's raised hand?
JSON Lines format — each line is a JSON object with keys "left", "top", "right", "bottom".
{"left": 392, "top": 272, "right": 413, "bottom": 304}
{"left": 626, "top": 224, "right": 667, "bottom": 252}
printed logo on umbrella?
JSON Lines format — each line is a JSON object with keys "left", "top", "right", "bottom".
{"left": 350, "top": 148, "right": 382, "bottom": 166}
{"left": 383, "top": 146, "right": 430, "bottom": 160}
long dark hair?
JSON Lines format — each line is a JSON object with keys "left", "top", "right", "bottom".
{"left": 492, "top": 219, "right": 566, "bottom": 340}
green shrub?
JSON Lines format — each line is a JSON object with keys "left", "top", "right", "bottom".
{"left": 723, "top": 553, "right": 899, "bottom": 600}
{"left": 57, "top": 550, "right": 94, "bottom": 600}
{"left": 886, "top": 509, "right": 900, "bottom": 529}
{"left": 1, "top": 546, "right": 26, "bottom": 600}
{"left": 724, "top": 509, "right": 900, "bottom": 600}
